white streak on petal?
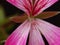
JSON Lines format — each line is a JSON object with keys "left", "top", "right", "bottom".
{"left": 5, "top": 20, "right": 31, "bottom": 45}
{"left": 36, "top": 18, "right": 60, "bottom": 45}
{"left": 28, "top": 23, "right": 45, "bottom": 45}
{"left": 34, "top": 0, "right": 58, "bottom": 16}
{"left": 7, "top": 0, "right": 30, "bottom": 15}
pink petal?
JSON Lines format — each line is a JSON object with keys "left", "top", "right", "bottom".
{"left": 33, "top": 0, "right": 58, "bottom": 16}
{"left": 36, "top": 18, "right": 60, "bottom": 45}
{"left": 6, "top": 0, "right": 32, "bottom": 16}
{"left": 7, "top": 0, "right": 58, "bottom": 16}
{"left": 5, "top": 20, "right": 31, "bottom": 45}
{"left": 28, "top": 23, "right": 45, "bottom": 45}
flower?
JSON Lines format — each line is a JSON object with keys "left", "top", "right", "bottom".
{"left": 5, "top": 0, "right": 60, "bottom": 45}
{"left": 6, "top": 0, "right": 58, "bottom": 16}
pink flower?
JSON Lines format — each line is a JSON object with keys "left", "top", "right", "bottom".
{"left": 6, "top": 0, "right": 58, "bottom": 16}
{"left": 5, "top": 0, "right": 60, "bottom": 45}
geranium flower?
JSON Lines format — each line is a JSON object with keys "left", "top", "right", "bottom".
{"left": 5, "top": 0, "right": 60, "bottom": 45}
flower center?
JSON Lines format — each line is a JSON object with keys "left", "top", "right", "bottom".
{"left": 28, "top": 16, "right": 36, "bottom": 26}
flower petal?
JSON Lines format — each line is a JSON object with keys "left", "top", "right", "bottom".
{"left": 5, "top": 20, "right": 31, "bottom": 45}
{"left": 7, "top": 0, "right": 58, "bottom": 16}
{"left": 28, "top": 24, "right": 45, "bottom": 45}
{"left": 33, "top": 0, "right": 58, "bottom": 16}
{"left": 36, "top": 18, "right": 60, "bottom": 45}
{"left": 7, "top": 0, "right": 32, "bottom": 16}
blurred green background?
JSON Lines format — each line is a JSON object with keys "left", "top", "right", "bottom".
{"left": 0, "top": 0, "right": 24, "bottom": 45}
{"left": 0, "top": 0, "right": 60, "bottom": 45}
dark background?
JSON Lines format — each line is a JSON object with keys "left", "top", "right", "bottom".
{"left": 0, "top": 0, "right": 60, "bottom": 45}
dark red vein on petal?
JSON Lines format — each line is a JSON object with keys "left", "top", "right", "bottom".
{"left": 33, "top": 2, "right": 48, "bottom": 16}
{"left": 32, "top": 0, "right": 40, "bottom": 15}
{"left": 18, "top": 0, "right": 31, "bottom": 15}
{"left": 23, "top": 0, "right": 31, "bottom": 12}
{"left": 33, "top": 0, "right": 49, "bottom": 16}
{"left": 28, "top": 0, "right": 33, "bottom": 15}
{"left": 32, "top": 0, "right": 45, "bottom": 16}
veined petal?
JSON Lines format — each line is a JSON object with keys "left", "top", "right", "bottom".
{"left": 36, "top": 18, "right": 60, "bottom": 45}
{"left": 33, "top": 0, "right": 58, "bottom": 16}
{"left": 7, "top": 0, "right": 58, "bottom": 16}
{"left": 33, "top": 0, "right": 48, "bottom": 15}
{"left": 5, "top": 20, "right": 31, "bottom": 45}
{"left": 7, "top": 0, "right": 32, "bottom": 16}
{"left": 28, "top": 23, "right": 45, "bottom": 45}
